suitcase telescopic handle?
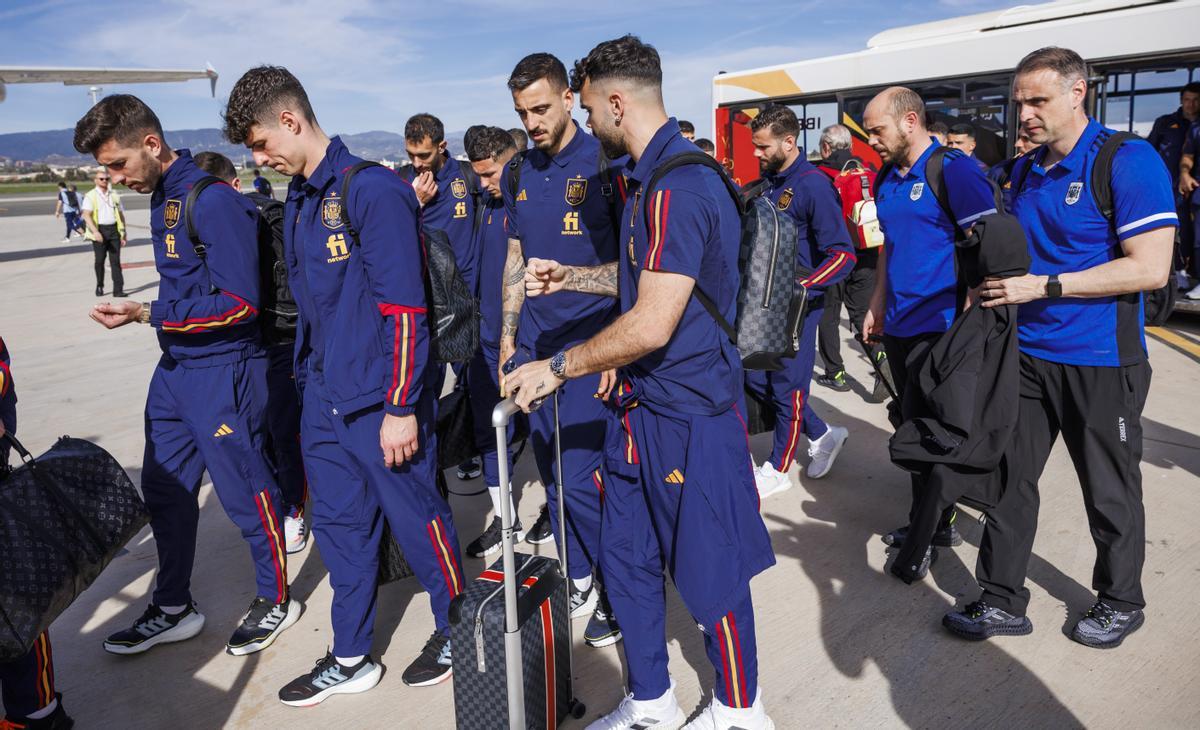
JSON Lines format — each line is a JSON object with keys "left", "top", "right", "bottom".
{"left": 493, "top": 397, "right": 527, "bottom": 730}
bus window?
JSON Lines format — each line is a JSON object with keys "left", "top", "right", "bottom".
{"left": 1101, "top": 66, "right": 1198, "bottom": 136}
{"left": 787, "top": 101, "right": 838, "bottom": 157}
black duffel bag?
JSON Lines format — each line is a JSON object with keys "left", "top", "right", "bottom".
{"left": 0, "top": 434, "right": 149, "bottom": 661}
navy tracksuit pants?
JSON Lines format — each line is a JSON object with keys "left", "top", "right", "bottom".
{"left": 301, "top": 382, "right": 465, "bottom": 657}
{"left": 142, "top": 354, "right": 289, "bottom": 607}
{"left": 601, "top": 393, "right": 776, "bottom": 708}
{"left": 264, "top": 344, "right": 306, "bottom": 517}
{"left": 0, "top": 632, "right": 56, "bottom": 718}
{"left": 745, "top": 305, "right": 829, "bottom": 471}
{"left": 467, "top": 343, "right": 513, "bottom": 490}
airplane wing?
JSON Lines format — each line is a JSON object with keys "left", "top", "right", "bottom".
{"left": 0, "top": 63, "right": 217, "bottom": 101}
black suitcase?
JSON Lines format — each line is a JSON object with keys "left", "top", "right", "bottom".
{"left": 0, "top": 434, "right": 150, "bottom": 661}
{"left": 449, "top": 395, "right": 585, "bottom": 729}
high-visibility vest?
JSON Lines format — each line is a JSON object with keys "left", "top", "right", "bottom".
{"left": 84, "top": 187, "right": 125, "bottom": 241}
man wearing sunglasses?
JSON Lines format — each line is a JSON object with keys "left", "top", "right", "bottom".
{"left": 81, "top": 170, "right": 127, "bottom": 297}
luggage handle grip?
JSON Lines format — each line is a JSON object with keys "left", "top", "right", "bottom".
{"left": 2, "top": 433, "right": 33, "bottom": 464}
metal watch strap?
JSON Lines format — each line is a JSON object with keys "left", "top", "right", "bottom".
{"left": 139, "top": 302, "right": 151, "bottom": 324}
{"left": 550, "top": 351, "right": 568, "bottom": 380}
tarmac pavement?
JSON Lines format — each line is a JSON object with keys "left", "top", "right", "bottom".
{"left": 1, "top": 209, "right": 1198, "bottom": 729}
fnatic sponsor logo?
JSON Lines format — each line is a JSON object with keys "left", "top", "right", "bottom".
{"left": 326, "top": 233, "right": 350, "bottom": 263}
{"left": 164, "top": 233, "right": 179, "bottom": 259}
{"left": 909, "top": 182, "right": 924, "bottom": 201}
{"left": 453, "top": 201, "right": 468, "bottom": 219}
{"left": 321, "top": 195, "right": 344, "bottom": 230}
{"left": 562, "top": 211, "right": 582, "bottom": 236}
{"left": 664, "top": 469, "right": 684, "bottom": 485}
{"left": 451, "top": 178, "right": 468, "bottom": 199}
{"left": 1118, "top": 416, "right": 1127, "bottom": 443}
{"left": 213, "top": 423, "right": 234, "bottom": 438}
{"left": 1066, "top": 182, "right": 1083, "bottom": 205}
{"left": 164, "top": 199, "right": 182, "bottom": 228}
{"left": 516, "top": 189, "right": 528, "bottom": 202}
{"left": 777, "top": 188, "right": 794, "bottom": 210}
{"left": 565, "top": 176, "right": 587, "bottom": 206}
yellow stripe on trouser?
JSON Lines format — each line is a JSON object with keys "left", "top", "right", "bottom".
{"left": 431, "top": 519, "right": 460, "bottom": 594}
{"left": 721, "top": 616, "right": 742, "bottom": 708}
{"left": 258, "top": 492, "right": 288, "bottom": 594}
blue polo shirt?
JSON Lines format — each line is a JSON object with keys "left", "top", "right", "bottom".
{"left": 476, "top": 196, "right": 508, "bottom": 350}
{"left": 420, "top": 154, "right": 479, "bottom": 293}
{"left": 619, "top": 118, "right": 743, "bottom": 416}
{"left": 875, "top": 140, "right": 998, "bottom": 338}
{"left": 1013, "top": 119, "right": 1178, "bottom": 367}
{"left": 502, "top": 122, "right": 620, "bottom": 358}
{"left": 762, "top": 153, "right": 855, "bottom": 298}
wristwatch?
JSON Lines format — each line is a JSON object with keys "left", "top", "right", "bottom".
{"left": 138, "top": 302, "right": 152, "bottom": 324}
{"left": 1045, "top": 275, "right": 1062, "bottom": 299}
{"left": 549, "top": 351, "right": 568, "bottom": 380}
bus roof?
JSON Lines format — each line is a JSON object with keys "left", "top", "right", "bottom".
{"left": 713, "top": 0, "right": 1200, "bottom": 105}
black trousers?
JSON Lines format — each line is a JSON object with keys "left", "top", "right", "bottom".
{"left": 977, "top": 352, "right": 1151, "bottom": 615}
{"left": 92, "top": 224, "right": 123, "bottom": 292}
{"left": 882, "top": 331, "right": 956, "bottom": 531}
{"left": 818, "top": 248, "right": 879, "bottom": 374}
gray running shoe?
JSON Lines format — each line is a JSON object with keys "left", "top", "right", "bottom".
{"left": 1071, "top": 601, "right": 1144, "bottom": 649}
{"left": 943, "top": 601, "right": 1033, "bottom": 641}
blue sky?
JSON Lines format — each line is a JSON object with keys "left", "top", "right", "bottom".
{"left": 0, "top": 0, "right": 1018, "bottom": 138}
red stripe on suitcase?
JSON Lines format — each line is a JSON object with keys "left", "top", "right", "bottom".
{"left": 540, "top": 599, "right": 555, "bottom": 725}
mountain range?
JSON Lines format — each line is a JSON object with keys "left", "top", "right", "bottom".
{"left": 0, "top": 128, "right": 468, "bottom": 165}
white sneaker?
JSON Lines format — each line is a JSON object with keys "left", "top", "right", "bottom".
{"left": 60, "top": 237, "right": 71, "bottom": 244}
{"left": 284, "top": 514, "right": 308, "bottom": 554}
{"left": 753, "top": 462, "right": 792, "bottom": 499}
{"left": 1185, "top": 282, "right": 1200, "bottom": 300}
{"left": 805, "top": 425, "right": 848, "bottom": 479}
{"left": 685, "top": 691, "right": 774, "bottom": 730}
{"left": 585, "top": 683, "right": 686, "bottom": 730}
{"left": 1175, "top": 270, "right": 1190, "bottom": 291}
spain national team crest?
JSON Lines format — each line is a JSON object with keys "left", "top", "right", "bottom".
{"left": 451, "top": 179, "right": 468, "bottom": 199}
{"left": 565, "top": 176, "right": 588, "bottom": 206}
{"left": 1065, "top": 181, "right": 1084, "bottom": 205}
{"left": 777, "top": 188, "right": 794, "bottom": 211}
{"left": 321, "top": 196, "right": 343, "bottom": 230}
{"left": 910, "top": 182, "right": 925, "bottom": 201}
{"left": 164, "top": 199, "right": 181, "bottom": 228}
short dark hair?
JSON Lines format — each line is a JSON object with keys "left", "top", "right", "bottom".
{"left": 73, "top": 94, "right": 165, "bottom": 155}
{"left": 223, "top": 66, "right": 316, "bottom": 145}
{"left": 694, "top": 137, "right": 715, "bottom": 154}
{"left": 570, "top": 35, "right": 662, "bottom": 93}
{"left": 948, "top": 123, "right": 975, "bottom": 139}
{"left": 463, "top": 124, "right": 488, "bottom": 151}
{"left": 405, "top": 113, "right": 444, "bottom": 144}
{"left": 929, "top": 120, "right": 950, "bottom": 136}
{"left": 1182, "top": 82, "right": 1200, "bottom": 98}
{"left": 508, "top": 127, "right": 529, "bottom": 149}
{"left": 508, "top": 53, "right": 569, "bottom": 93}
{"left": 678, "top": 120, "right": 695, "bottom": 135}
{"left": 57, "top": 181, "right": 67, "bottom": 188}
{"left": 467, "top": 126, "right": 517, "bottom": 163}
{"left": 1015, "top": 46, "right": 1088, "bottom": 86}
{"left": 749, "top": 103, "right": 800, "bottom": 140}
{"left": 193, "top": 151, "right": 238, "bottom": 182}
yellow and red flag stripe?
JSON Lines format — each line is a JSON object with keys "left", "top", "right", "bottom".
{"left": 716, "top": 613, "right": 749, "bottom": 709}
{"left": 799, "top": 250, "right": 856, "bottom": 289}
{"left": 644, "top": 189, "right": 672, "bottom": 271}
{"left": 379, "top": 303, "right": 425, "bottom": 409}
{"left": 254, "top": 488, "right": 288, "bottom": 603}
{"left": 777, "top": 390, "right": 805, "bottom": 471}
{"left": 427, "top": 516, "right": 463, "bottom": 598}
{"left": 161, "top": 292, "right": 256, "bottom": 333}
{"left": 33, "top": 631, "right": 55, "bottom": 708}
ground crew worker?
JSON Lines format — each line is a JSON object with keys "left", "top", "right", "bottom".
{"left": 224, "top": 65, "right": 466, "bottom": 702}
{"left": 80, "top": 169, "right": 126, "bottom": 297}
{"left": 862, "top": 87, "right": 999, "bottom": 554}
{"left": 75, "top": 95, "right": 299, "bottom": 659}
{"left": 509, "top": 35, "right": 777, "bottom": 729}
{"left": 743, "top": 105, "right": 855, "bottom": 498}
{"left": 948, "top": 46, "right": 1175, "bottom": 648}
{"left": 501, "top": 52, "right": 624, "bottom": 649}
{"left": 193, "top": 151, "right": 308, "bottom": 554}
{"left": 0, "top": 336, "right": 74, "bottom": 730}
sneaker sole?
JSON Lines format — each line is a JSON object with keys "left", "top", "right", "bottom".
{"left": 584, "top": 630, "right": 622, "bottom": 648}
{"left": 570, "top": 590, "right": 599, "bottom": 620}
{"left": 525, "top": 533, "right": 555, "bottom": 545}
{"left": 469, "top": 528, "right": 524, "bottom": 559}
{"left": 757, "top": 480, "right": 794, "bottom": 499}
{"left": 806, "top": 432, "right": 848, "bottom": 479}
{"left": 1070, "top": 611, "right": 1144, "bottom": 649}
{"left": 941, "top": 615, "right": 1033, "bottom": 641}
{"left": 285, "top": 535, "right": 308, "bottom": 555}
{"left": 103, "top": 612, "right": 206, "bottom": 655}
{"left": 883, "top": 533, "right": 963, "bottom": 548}
{"left": 280, "top": 662, "right": 383, "bottom": 707}
{"left": 402, "top": 664, "right": 453, "bottom": 688}
{"left": 226, "top": 599, "right": 305, "bottom": 656}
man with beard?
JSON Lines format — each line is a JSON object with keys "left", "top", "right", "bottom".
{"left": 743, "top": 105, "right": 856, "bottom": 498}
{"left": 509, "top": 35, "right": 776, "bottom": 730}
{"left": 500, "top": 51, "right": 623, "bottom": 650}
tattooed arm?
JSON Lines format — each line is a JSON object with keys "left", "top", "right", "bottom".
{"left": 498, "top": 237, "right": 525, "bottom": 390}
{"left": 525, "top": 257, "right": 619, "bottom": 298}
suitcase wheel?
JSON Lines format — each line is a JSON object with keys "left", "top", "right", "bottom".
{"left": 569, "top": 699, "right": 586, "bottom": 719}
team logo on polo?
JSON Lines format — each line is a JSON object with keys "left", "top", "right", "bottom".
{"left": 451, "top": 179, "right": 468, "bottom": 199}
{"left": 164, "top": 199, "right": 182, "bottom": 228}
{"left": 909, "top": 182, "right": 924, "bottom": 201}
{"left": 777, "top": 188, "right": 794, "bottom": 210}
{"left": 321, "top": 196, "right": 343, "bottom": 230}
{"left": 565, "top": 176, "right": 588, "bottom": 206}
{"left": 1065, "top": 182, "right": 1083, "bottom": 205}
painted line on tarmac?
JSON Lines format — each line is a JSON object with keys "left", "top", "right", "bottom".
{"left": 121, "top": 261, "right": 156, "bottom": 270}
{"left": 1147, "top": 326, "right": 1200, "bottom": 364}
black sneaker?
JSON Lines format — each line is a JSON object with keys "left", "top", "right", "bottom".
{"left": 279, "top": 652, "right": 382, "bottom": 707}
{"left": 584, "top": 590, "right": 622, "bottom": 648}
{"left": 112, "top": 290, "right": 127, "bottom": 298}
{"left": 890, "top": 546, "right": 937, "bottom": 583}
{"left": 525, "top": 505, "right": 554, "bottom": 545}
{"left": 881, "top": 522, "right": 963, "bottom": 548}
{"left": 816, "top": 370, "right": 852, "bottom": 392}
{"left": 94, "top": 286, "right": 103, "bottom": 297}
{"left": 872, "top": 352, "right": 895, "bottom": 402}
{"left": 942, "top": 601, "right": 1033, "bottom": 641}
{"left": 466, "top": 516, "right": 523, "bottom": 558}
{"left": 1070, "top": 601, "right": 1145, "bottom": 649}
{"left": 569, "top": 582, "right": 598, "bottom": 620}
{"left": 402, "top": 631, "right": 453, "bottom": 687}
{"left": 226, "top": 596, "right": 303, "bottom": 656}
{"left": 103, "top": 603, "right": 205, "bottom": 655}
{"left": 456, "top": 456, "right": 482, "bottom": 480}
{"left": 3, "top": 694, "right": 74, "bottom": 729}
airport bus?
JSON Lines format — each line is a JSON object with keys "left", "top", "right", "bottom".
{"left": 711, "top": 0, "right": 1200, "bottom": 183}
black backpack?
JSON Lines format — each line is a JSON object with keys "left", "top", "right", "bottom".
{"left": 398, "top": 158, "right": 487, "bottom": 237}
{"left": 1010, "top": 131, "right": 1175, "bottom": 326}
{"left": 341, "top": 161, "right": 479, "bottom": 364}
{"left": 505, "top": 149, "right": 625, "bottom": 234}
{"left": 64, "top": 189, "right": 80, "bottom": 210}
{"left": 642, "top": 152, "right": 805, "bottom": 371}
{"left": 185, "top": 177, "right": 297, "bottom": 344}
